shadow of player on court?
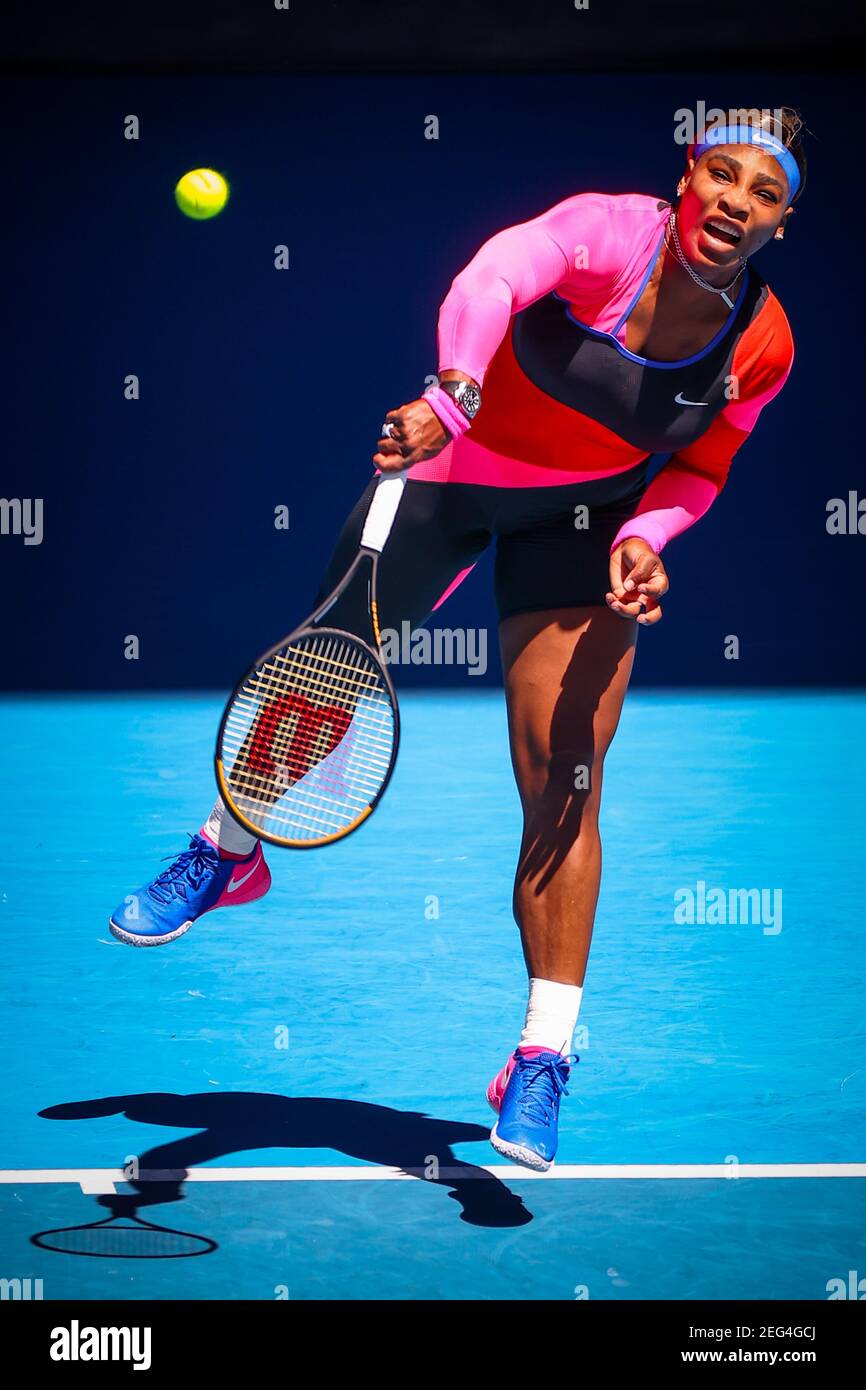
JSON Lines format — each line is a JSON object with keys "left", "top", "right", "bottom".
{"left": 38, "top": 1092, "right": 533, "bottom": 1232}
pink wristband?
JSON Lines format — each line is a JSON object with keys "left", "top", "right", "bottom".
{"left": 423, "top": 385, "right": 471, "bottom": 439}
{"left": 609, "top": 518, "right": 668, "bottom": 555}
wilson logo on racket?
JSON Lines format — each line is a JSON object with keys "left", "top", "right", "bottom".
{"left": 247, "top": 691, "right": 353, "bottom": 785}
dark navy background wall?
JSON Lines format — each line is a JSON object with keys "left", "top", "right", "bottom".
{"left": 2, "top": 74, "right": 862, "bottom": 689}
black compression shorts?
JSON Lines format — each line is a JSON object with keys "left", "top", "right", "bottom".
{"left": 314, "top": 461, "right": 649, "bottom": 632}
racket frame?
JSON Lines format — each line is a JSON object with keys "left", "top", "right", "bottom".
{"left": 215, "top": 542, "right": 400, "bottom": 849}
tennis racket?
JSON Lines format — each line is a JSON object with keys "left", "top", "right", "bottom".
{"left": 215, "top": 472, "right": 406, "bottom": 848}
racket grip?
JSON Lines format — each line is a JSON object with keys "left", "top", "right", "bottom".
{"left": 360, "top": 473, "right": 407, "bottom": 553}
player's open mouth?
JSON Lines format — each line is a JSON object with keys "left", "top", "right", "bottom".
{"left": 702, "top": 218, "right": 743, "bottom": 247}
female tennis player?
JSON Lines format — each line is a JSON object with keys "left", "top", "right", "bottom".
{"left": 111, "top": 109, "right": 804, "bottom": 1171}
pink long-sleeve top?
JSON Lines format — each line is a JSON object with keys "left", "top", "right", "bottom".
{"left": 408, "top": 192, "right": 793, "bottom": 553}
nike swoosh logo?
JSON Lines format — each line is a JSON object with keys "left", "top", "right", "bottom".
{"left": 226, "top": 862, "right": 259, "bottom": 893}
{"left": 675, "top": 392, "right": 709, "bottom": 406}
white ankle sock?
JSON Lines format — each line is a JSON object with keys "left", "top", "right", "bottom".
{"left": 201, "top": 797, "right": 259, "bottom": 857}
{"left": 519, "top": 977, "right": 583, "bottom": 1056}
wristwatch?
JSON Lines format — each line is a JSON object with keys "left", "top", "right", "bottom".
{"left": 440, "top": 378, "right": 482, "bottom": 419}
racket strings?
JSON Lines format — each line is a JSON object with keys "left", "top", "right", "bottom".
{"left": 232, "top": 643, "right": 389, "bottom": 788}
{"left": 220, "top": 630, "right": 396, "bottom": 844}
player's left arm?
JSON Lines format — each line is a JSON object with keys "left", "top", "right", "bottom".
{"left": 607, "top": 301, "right": 795, "bottom": 625}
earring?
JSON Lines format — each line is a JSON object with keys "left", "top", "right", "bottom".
{"left": 774, "top": 229, "right": 784, "bottom": 240}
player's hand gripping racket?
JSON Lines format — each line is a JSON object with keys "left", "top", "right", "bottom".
{"left": 215, "top": 473, "right": 406, "bottom": 848}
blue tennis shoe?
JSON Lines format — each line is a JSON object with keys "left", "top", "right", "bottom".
{"left": 489, "top": 1047, "right": 577, "bottom": 1171}
{"left": 109, "top": 832, "right": 271, "bottom": 946}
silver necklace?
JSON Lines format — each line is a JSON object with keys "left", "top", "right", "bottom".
{"left": 665, "top": 211, "right": 746, "bottom": 310}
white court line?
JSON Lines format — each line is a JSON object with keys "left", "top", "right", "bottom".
{"left": 1, "top": 1164, "right": 865, "bottom": 1194}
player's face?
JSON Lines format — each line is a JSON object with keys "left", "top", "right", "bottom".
{"left": 677, "top": 145, "right": 794, "bottom": 271}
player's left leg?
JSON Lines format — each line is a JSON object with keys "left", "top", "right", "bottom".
{"left": 200, "top": 473, "right": 491, "bottom": 854}
{"left": 109, "top": 832, "right": 271, "bottom": 947}
{"left": 488, "top": 603, "right": 637, "bottom": 1168}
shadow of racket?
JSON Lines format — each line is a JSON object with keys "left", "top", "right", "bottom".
{"left": 31, "top": 1210, "right": 217, "bottom": 1259}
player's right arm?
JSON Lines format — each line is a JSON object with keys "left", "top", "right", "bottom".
{"left": 374, "top": 194, "right": 620, "bottom": 472}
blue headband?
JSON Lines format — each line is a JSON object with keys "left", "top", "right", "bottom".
{"left": 693, "top": 124, "right": 800, "bottom": 202}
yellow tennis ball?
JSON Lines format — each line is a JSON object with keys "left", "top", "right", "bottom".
{"left": 174, "top": 168, "right": 230, "bottom": 220}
